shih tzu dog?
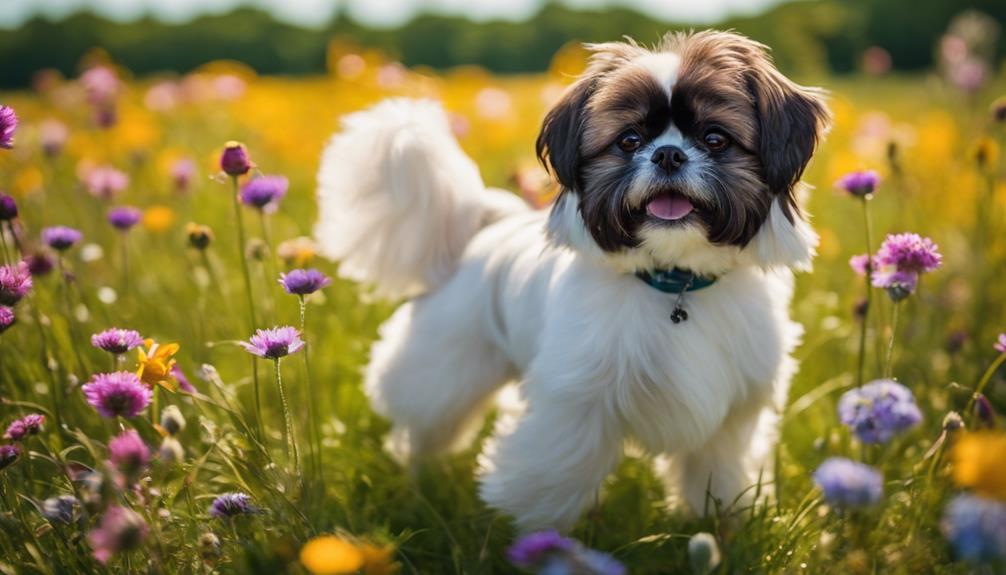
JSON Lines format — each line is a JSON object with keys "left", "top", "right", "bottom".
{"left": 315, "top": 30, "right": 830, "bottom": 531}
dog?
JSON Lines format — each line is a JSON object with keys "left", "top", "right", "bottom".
{"left": 315, "top": 30, "right": 830, "bottom": 532}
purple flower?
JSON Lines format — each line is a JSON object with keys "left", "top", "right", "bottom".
{"left": 0, "top": 193, "right": 17, "bottom": 221}
{"left": 240, "top": 326, "right": 304, "bottom": 359}
{"left": 107, "top": 206, "right": 142, "bottom": 231}
{"left": 812, "top": 457, "right": 883, "bottom": 508}
{"left": 82, "top": 372, "right": 153, "bottom": 418}
{"left": 835, "top": 170, "right": 879, "bottom": 198}
{"left": 995, "top": 333, "right": 1006, "bottom": 354}
{"left": 171, "top": 158, "right": 196, "bottom": 193}
{"left": 24, "top": 252, "right": 54, "bottom": 277}
{"left": 40, "top": 119, "right": 68, "bottom": 157}
{"left": 0, "top": 105, "right": 17, "bottom": 149}
{"left": 80, "top": 66, "right": 120, "bottom": 106}
{"left": 942, "top": 494, "right": 1006, "bottom": 562}
{"left": 973, "top": 393, "right": 997, "bottom": 430}
{"left": 838, "top": 379, "right": 922, "bottom": 444}
{"left": 239, "top": 176, "right": 288, "bottom": 213}
{"left": 209, "top": 492, "right": 254, "bottom": 518}
{"left": 4, "top": 414, "right": 45, "bottom": 441}
{"left": 993, "top": 97, "right": 1006, "bottom": 124}
{"left": 42, "top": 494, "right": 79, "bottom": 523}
{"left": 849, "top": 254, "right": 873, "bottom": 277}
{"left": 0, "top": 444, "right": 20, "bottom": 470}
{"left": 0, "top": 262, "right": 33, "bottom": 305}
{"left": 88, "top": 505, "right": 148, "bottom": 565}
{"left": 220, "top": 141, "right": 252, "bottom": 176}
{"left": 108, "top": 429, "right": 150, "bottom": 478}
{"left": 91, "top": 328, "right": 144, "bottom": 354}
{"left": 171, "top": 364, "right": 195, "bottom": 393}
{"left": 508, "top": 530, "right": 576, "bottom": 567}
{"left": 279, "top": 268, "right": 331, "bottom": 296}
{"left": 507, "top": 531, "right": 624, "bottom": 575}
{"left": 83, "top": 166, "right": 129, "bottom": 200}
{"left": 0, "top": 306, "right": 14, "bottom": 333}
{"left": 871, "top": 233, "right": 942, "bottom": 300}
{"left": 42, "top": 226, "right": 82, "bottom": 251}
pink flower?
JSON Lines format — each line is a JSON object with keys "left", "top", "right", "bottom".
{"left": 849, "top": 254, "right": 874, "bottom": 277}
{"left": 240, "top": 326, "right": 304, "bottom": 359}
{"left": 995, "top": 333, "right": 1006, "bottom": 354}
{"left": 88, "top": 505, "right": 147, "bottom": 565}
{"left": 83, "top": 165, "right": 129, "bottom": 199}
{"left": 108, "top": 429, "right": 150, "bottom": 479}
{"left": 4, "top": 414, "right": 45, "bottom": 441}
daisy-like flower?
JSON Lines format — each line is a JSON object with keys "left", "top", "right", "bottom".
{"left": 82, "top": 372, "right": 153, "bottom": 418}
{"left": 507, "top": 530, "right": 625, "bottom": 575}
{"left": 108, "top": 429, "right": 150, "bottom": 478}
{"left": 0, "top": 262, "right": 33, "bottom": 305}
{"left": 83, "top": 166, "right": 129, "bottom": 200}
{"left": 91, "top": 328, "right": 144, "bottom": 355}
{"left": 0, "top": 193, "right": 17, "bottom": 221}
{"left": 4, "top": 413, "right": 45, "bottom": 441}
{"left": 136, "top": 339, "right": 180, "bottom": 391}
{"left": 838, "top": 379, "right": 922, "bottom": 444}
{"left": 0, "top": 306, "right": 14, "bottom": 334}
{"left": 108, "top": 206, "right": 142, "bottom": 231}
{"left": 835, "top": 170, "right": 880, "bottom": 198}
{"left": 241, "top": 326, "right": 304, "bottom": 359}
{"left": 942, "top": 494, "right": 1006, "bottom": 562}
{"left": 88, "top": 505, "right": 148, "bottom": 565}
{"left": 995, "top": 333, "right": 1006, "bottom": 354}
{"left": 0, "top": 105, "right": 17, "bottom": 149}
{"left": 280, "top": 269, "right": 332, "bottom": 296}
{"left": 220, "top": 141, "right": 253, "bottom": 176}
{"left": 240, "top": 176, "right": 288, "bottom": 213}
{"left": 42, "top": 226, "right": 83, "bottom": 251}
{"left": 812, "top": 457, "right": 883, "bottom": 508}
{"left": 209, "top": 492, "right": 254, "bottom": 518}
{"left": 952, "top": 432, "right": 1006, "bottom": 501}
{"left": 300, "top": 535, "right": 364, "bottom": 574}
{"left": 871, "top": 232, "right": 942, "bottom": 300}
{"left": 0, "top": 444, "right": 20, "bottom": 470}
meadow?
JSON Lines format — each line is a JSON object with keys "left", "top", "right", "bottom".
{"left": 1, "top": 42, "right": 1005, "bottom": 574}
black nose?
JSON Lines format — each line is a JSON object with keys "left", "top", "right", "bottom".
{"left": 650, "top": 145, "right": 688, "bottom": 173}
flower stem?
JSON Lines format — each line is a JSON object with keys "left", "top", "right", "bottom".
{"left": 966, "top": 352, "right": 1006, "bottom": 415}
{"left": 56, "top": 256, "right": 87, "bottom": 378}
{"left": 120, "top": 234, "right": 130, "bottom": 299}
{"left": 857, "top": 198, "right": 874, "bottom": 387}
{"left": 231, "top": 176, "right": 263, "bottom": 440}
{"left": 0, "top": 225, "right": 11, "bottom": 265}
{"left": 884, "top": 301, "right": 900, "bottom": 379}
{"left": 299, "top": 296, "right": 321, "bottom": 475}
{"left": 273, "top": 358, "right": 298, "bottom": 475}
{"left": 258, "top": 211, "right": 277, "bottom": 323}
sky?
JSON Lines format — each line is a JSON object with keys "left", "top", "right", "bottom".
{"left": 0, "top": 0, "right": 793, "bottom": 30}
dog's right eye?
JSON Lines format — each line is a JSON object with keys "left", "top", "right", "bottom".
{"left": 617, "top": 131, "right": 642, "bottom": 153}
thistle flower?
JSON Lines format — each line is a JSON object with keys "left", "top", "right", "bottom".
{"left": 942, "top": 494, "right": 1006, "bottom": 562}
{"left": 171, "top": 158, "right": 196, "bottom": 193}
{"left": 4, "top": 413, "right": 45, "bottom": 441}
{"left": 0, "top": 306, "right": 13, "bottom": 333}
{"left": 42, "top": 494, "right": 79, "bottom": 523}
{"left": 835, "top": 170, "right": 879, "bottom": 198}
{"left": 240, "top": 326, "right": 304, "bottom": 359}
{"left": 136, "top": 339, "right": 180, "bottom": 391}
{"left": 0, "top": 444, "right": 20, "bottom": 470}
{"left": 41, "top": 226, "right": 82, "bottom": 251}
{"left": 0, "top": 105, "right": 17, "bottom": 149}
{"left": 240, "top": 176, "right": 288, "bottom": 213}
{"left": 871, "top": 233, "right": 942, "bottom": 300}
{"left": 0, "top": 193, "right": 17, "bottom": 221}
{"left": 849, "top": 254, "right": 873, "bottom": 277}
{"left": 82, "top": 372, "right": 153, "bottom": 418}
{"left": 220, "top": 141, "right": 252, "bottom": 176}
{"left": 952, "top": 432, "right": 1006, "bottom": 500}
{"left": 108, "top": 206, "right": 142, "bottom": 231}
{"left": 838, "top": 379, "right": 922, "bottom": 444}
{"left": 209, "top": 492, "right": 254, "bottom": 518}
{"left": 91, "top": 328, "right": 144, "bottom": 354}
{"left": 24, "top": 252, "right": 54, "bottom": 276}
{"left": 83, "top": 166, "right": 129, "bottom": 200}
{"left": 88, "top": 505, "right": 148, "bottom": 565}
{"left": 280, "top": 268, "right": 332, "bottom": 296}
{"left": 186, "top": 223, "right": 213, "bottom": 250}
{"left": 812, "top": 457, "right": 883, "bottom": 508}
{"left": 39, "top": 119, "right": 68, "bottom": 157}
{"left": 0, "top": 262, "right": 33, "bottom": 305}
{"left": 995, "top": 333, "right": 1006, "bottom": 354}
{"left": 300, "top": 535, "right": 365, "bottom": 575}
{"left": 108, "top": 429, "right": 150, "bottom": 478}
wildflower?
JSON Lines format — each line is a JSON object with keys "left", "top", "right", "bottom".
{"left": 0, "top": 193, "right": 17, "bottom": 221}
{"left": 209, "top": 492, "right": 254, "bottom": 518}
{"left": 508, "top": 530, "right": 575, "bottom": 566}
{"left": 835, "top": 170, "right": 880, "bottom": 198}
{"left": 943, "top": 411, "right": 966, "bottom": 434}
{"left": 88, "top": 505, "right": 148, "bottom": 565}
{"left": 160, "top": 405, "right": 186, "bottom": 435}
{"left": 0, "top": 105, "right": 17, "bottom": 149}
{"left": 952, "top": 432, "right": 1006, "bottom": 501}
{"left": 4, "top": 413, "right": 45, "bottom": 441}
{"left": 82, "top": 372, "right": 153, "bottom": 418}
{"left": 142, "top": 206, "right": 175, "bottom": 233}
{"left": 186, "top": 223, "right": 213, "bottom": 250}
{"left": 0, "top": 444, "right": 19, "bottom": 470}
{"left": 39, "top": 119, "right": 68, "bottom": 157}
{"left": 280, "top": 269, "right": 332, "bottom": 296}
{"left": 91, "top": 328, "right": 144, "bottom": 355}
{"left": 0, "top": 306, "right": 13, "bottom": 333}
{"left": 240, "top": 175, "right": 288, "bottom": 213}
{"left": 838, "top": 379, "right": 923, "bottom": 444}
{"left": 24, "top": 252, "right": 54, "bottom": 276}
{"left": 42, "top": 494, "right": 79, "bottom": 523}
{"left": 941, "top": 494, "right": 1006, "bottom": 562}
{"left": 171, "top": 364, "right": 195, "bottom": 393}
{"left": 108, "top": 430, "right": 150, "bottom": 479}
{"left": 108, "top": 206, "right": 142, "bottom": 231}
{"left": 171, "top": 158, "right": 196, "bottom": 193}
{"left": 0, "top": 262, "right": 32, "bottom": 305}
{"left": 220, "top": 141, "right": 252, "bottom": 176}
{"left": 849, "top": 254, "right": 873, "bottom": 277}
{"left": 974, "top": 394, "right": 997, "bottom": 429}
{"left": 80, "top": 66, "right": 120, "bottom": 106}
{"left": 359, "top": 544, "right": 399, "bottom": 575}
{"left": 277, "top": 236, "right": 317, "bottom": 267}
{"left": 871, "top": 232, "right": 942, "bottom": 300}
{"left": 993, "top": 97, "right": 1006, "bottom": 123}
{"left": 241, "top": 327, "right": 304, "bottom": 359}
{"left": 507, "top": 530, "right": 624, "bottom": 575}
{"left": 300, "top": 535, "right": 365, "bottom": 575}
{"left": 812, "top": 457, "right": 883, "bottom": 508}
{"left": 158, "top": 437, "right": 184, "bottom": 464}
{"left": 995, "top": 333, "right": 1006, "bottom": 354}
{"left": 136, "top": 339, "right": 180, "bottom": 391}
{"left": 688, "top": 532, "right": 722, "bottom": 575}
{"left": 83, "top": 165, "right": 129, "bottom": 199}
{"left": 42, "top": 226, "right": 83, "bottom": 251}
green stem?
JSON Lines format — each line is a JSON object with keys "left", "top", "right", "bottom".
{"left": 258, "top": 211, "right": 278, "bottom": 323}
{"left": 856, "top": 198, "right": 874, "bottom": 387}
{"left": 300, "top": 297, "right": 321, "bottom": 475}
{"left": 0, "top": 225, "right": 11, "bottom": 264}
{"left": 120, "top": 233, "right": 130, "bottom": 299}
{"left": 884, "top": 301, "right": 900, "bottom": 379}
{"left": 273, "top": 358, "right": 298, "bottom": 475}
{"left": 966, "top": 352, "right": 1006, "bottom": 415}
{"left": 57, "top": 256, "right": 87, "bottom": 378}
{"left": 231, "top": 176, "right": 263, "bottom": 440}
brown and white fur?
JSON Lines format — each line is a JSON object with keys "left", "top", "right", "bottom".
{"left": 315, "top": 31, "right": 830, "bottom": 532}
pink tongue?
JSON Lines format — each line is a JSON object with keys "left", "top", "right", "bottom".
{"left": 646, "top": 194, "right": 694, "bottom": 221}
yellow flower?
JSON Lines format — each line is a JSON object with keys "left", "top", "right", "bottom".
{"left": 137, "top": 339, "right": 180, "bottom": 392}
{"left": 300, "top": 536, "right": 364, "bottom": 575}
{"left": 277, "top": 236, "right": 318, "bottom": 267}
{"left": 359, "top": 544, "right": 399, "bottom": 575}
{"left": 143, "top": 206, "right": 176, "bottom": 233}
{"left": 952, "top": 432, "right": 1006, "bottom": 501}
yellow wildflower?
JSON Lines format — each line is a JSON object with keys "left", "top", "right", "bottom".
{"left": 359, "top": 544, "right": 399, "bottom": 575}
{"left": 300, "top": 535, "right": 364, "bottom": 575}
{"left": 952, "top": 431, "right": 1006, "bottom": 501}
{"left": 137, "top": 339, "right": 180, "bottom": 392}
{"left": 277, "top": 236, "right": 318, "bottom": 267}
{"left": 143, "top": 205, "right": 176, "bottom": 233}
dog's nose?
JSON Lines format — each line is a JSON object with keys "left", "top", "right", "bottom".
{"left": 650, "top": 145, "right": 688, "bottom": 173}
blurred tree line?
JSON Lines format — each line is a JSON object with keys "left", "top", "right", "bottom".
{"left": 0, "top": 0, "right": 1003, "bottom": 87}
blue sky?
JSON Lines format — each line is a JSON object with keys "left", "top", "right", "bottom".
{"left": 0, "top": 0, "right": 794, "bottom": 29}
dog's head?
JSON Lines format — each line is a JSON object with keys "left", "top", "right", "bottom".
{"left": 538, "top": 31, "right": 831, "bottom": 275}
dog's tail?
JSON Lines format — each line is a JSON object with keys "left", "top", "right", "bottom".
{"left": 315, "top": 98, "right": 527, "bottom": 299}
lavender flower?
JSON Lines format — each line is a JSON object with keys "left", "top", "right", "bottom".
{"left": 0, "top": 444, "right": 20, "bottom": 470}
{"left": 279, "top": 268, "right": 331, "bottom": 296}
{"left": 82, "top": 372, "right": 153, "bottom": 418}
{"left": 39, "top": 119, "right": 68, "bottom": 157}
{"left": 838, "top": 379, "right": 922, "bottom": 444}
{"left": 171, "top": 364, "right": 195, "bottom": 393}
{"left": 42, "top": 226, "right": 82, "bottom": 251}
{"left": 108, "top": 206, "right": 142, "bottom": 231}
{"left": 220, "top": 141, "right": 252, "bottom": 176}
{"left": 88, "top": 505, "right": 148, "bottom": 565}
{"left": 508, "top": 530, "right": 576, "bottom": 566}
{"left": 108, "top": 429, "right": 150, "bottom": 478}
{"left": 171, "top": 158, "right": 196, "bottom": 193}
{"left": 942, "top": 494, "right": 1006, "bottom": 562}
{"left": 0, "top": 306, "right": 13, "bottom": 333}
{"left": 240, "top": 326, "right": 304, "bottom": 359}
{"left": 812, "top": 457, "right": 883, "bottom": 508}
{"left": 24, "top": 252, "right": 54, "bottom": 277}
{"left": 507, "top": 531, "right": 624, "bottom": 575}
{"left": 239, "top": 176, "right": 288, "bottom": 213}
{"left": 871, "top": 233, "right": 942, "bottom": 300}
{"left": 4, "top": 414, "right": 45, "bottom": 441}
{"left": 83, "top": 166, "right": 129, "bottom": 200}
{"left": 0, "top": 262, "right": 33, "bottom": 305}
{"left": 995, "top": 333, "right": 1006, "bottom": 354}
{"left": 91, "top": 328, "right": 144, "bottom": 355}
{"left": 42, "top": 494, "right": 79, "bottom": 523}
{"left": 0, "top": 105, "right": 16, "bottom": 149}
{"left": 835, "top": 170, "right": 879, "bottom": 198}
{"left": 209, "top": 492, "right": 254, "bottom": 518}
{"left": 0, "top": 193, "right": 17, "bottom": 221}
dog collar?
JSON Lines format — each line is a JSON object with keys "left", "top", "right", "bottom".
{"left": 634, "top": 268, "right": 717, "bottom": 324}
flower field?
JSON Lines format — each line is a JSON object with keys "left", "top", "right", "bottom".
{"left": 1, "top": 42, "right": 1006, "bottom": 574}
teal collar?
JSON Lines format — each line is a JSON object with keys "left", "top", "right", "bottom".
{"left": 634, "top": 268, "right": 718, "bottom": 294}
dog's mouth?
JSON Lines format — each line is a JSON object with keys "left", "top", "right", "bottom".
{"left": 644, "top": 191, "right": 695, "bottom": 223}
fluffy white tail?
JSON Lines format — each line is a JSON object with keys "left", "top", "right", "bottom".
{"left": 315, "top": 98, "right": 525, "bottom": 299}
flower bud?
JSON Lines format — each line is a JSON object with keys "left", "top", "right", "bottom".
{"left": 0, "top": 194, "right": 17, "bottom": 221}
{"left": 186, "top": 223, "right": 213, "bottom": 250}
{"left": 942, "top": 411, "right": 965, "bottom": 434}
{"left": 160, "top": 405, "right": 186, "bottom": 436}
{"left": 220, "top": 141, "right": 252, "bottom": 176}
{"left": 992, "top": 97, "right": 1006, "bottom": 123}
{"left": 974, "top": 393, "right": 997, "bottom": 429}
{"left": 688, "top": 532, "right": 721, "bottom": 575}
{"left": 199, "top": 532, "right": 222, "bottom": 563}
{"left": 158, "top": 437, "right": 184, "bottom": 464}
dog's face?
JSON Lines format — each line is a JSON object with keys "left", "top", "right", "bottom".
{"left": 538, "top": 31, "right": 831, "bottom": 274}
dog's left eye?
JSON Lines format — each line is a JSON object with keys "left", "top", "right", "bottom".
{"left": 703, "top": 130, "right": 730, "bottom": 152}
{"left": 617, "top": 131, "right": 643, "bottom": 153}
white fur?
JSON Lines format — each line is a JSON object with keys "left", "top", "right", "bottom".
{"left": 316, "top": 98, "right": 812, "bottom": 532}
